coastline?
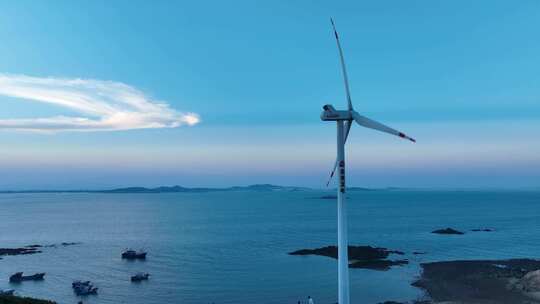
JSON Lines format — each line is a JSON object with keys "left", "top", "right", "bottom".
{"left": 412, "top": 259, "right": 540, "bottom": 304}
{"left": 0, "top": 295, "right": 55, "bottom": 304}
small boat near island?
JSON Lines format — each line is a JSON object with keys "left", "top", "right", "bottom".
{"left": 9, "top": 272, "right": 45, "bottom": 283}
{"left": 121, "top": 249, "right": 147, "bottom": 260}
{"left": 72, "top": 280, "right": 98, "bottom": 296}
{"left": 130, "top": 272, "right": 150, "bottom": 282}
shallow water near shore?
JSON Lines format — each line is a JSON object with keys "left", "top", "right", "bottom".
{"left": 1, "top": 190, "right": 539, "bottom": 304}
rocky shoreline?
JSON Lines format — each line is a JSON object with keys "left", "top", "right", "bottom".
{"left": 290, "top": 241, "right": 540, "bottom": 303}
{"left": 412, "top": 258, "right": 540, "bottom": 304}
{"left": 0, "top": 294, "right": 56, "bottom": 304}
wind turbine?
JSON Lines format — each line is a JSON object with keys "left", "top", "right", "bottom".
{"left": 321, "top": 19, "right": 416, "bottom": 304}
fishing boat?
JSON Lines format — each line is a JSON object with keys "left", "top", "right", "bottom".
{"left": 121, "top": 249, "right": 147, "bottom": 260}
{"left": 72, "top": 280, "right": 98, "bottom": 296}
{"left": 131, "top": 272, "right": 150, "bottom": 282}
{"left": 9, "top": 272, "right": 45, "bottom": 283}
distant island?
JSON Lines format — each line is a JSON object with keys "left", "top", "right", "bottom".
{"left": 0, "top": 184, "right": 402, "bottom": 194}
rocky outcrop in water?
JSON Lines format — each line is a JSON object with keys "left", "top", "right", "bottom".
{"left": 431, "top": 228, "right": 464, "bottom": 235}
{"left": 471, "top": 228, "right": 494, "bottom": 232}
{"left": 0, "top": 242, "right": 81, "bottom": 257}
{"left": 0, "top": 247, "right": 41, "bottom": 256}
{"left": 289, "top": 245, "right": 408, "bottom": 271}
{"left": 60, "top": 242, "right": 81, "bottom": 246}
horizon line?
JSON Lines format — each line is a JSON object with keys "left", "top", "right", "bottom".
{"left": 0, "top": 184, "right": 538, "bottom": 194}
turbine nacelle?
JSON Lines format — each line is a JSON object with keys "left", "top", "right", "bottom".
{"left": 321, "top": 104, "right": 352, "bottom": 121}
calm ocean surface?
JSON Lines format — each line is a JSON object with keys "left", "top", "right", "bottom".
{"left": 1, "top": 190, "right": 539, "bottom": 304}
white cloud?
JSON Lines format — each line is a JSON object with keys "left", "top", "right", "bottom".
{"left": 0, "top": 74, "right": 200, "bottom": 132}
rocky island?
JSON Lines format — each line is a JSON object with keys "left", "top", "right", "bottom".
{"left": 289, "top": 245, "right": 408, "bottom": 270}
{"left": 0, "top": 243, "right": 81, "bottom": 258}
{"left": 431, "top": 228, "right": 464, "bottom": 235}
{"left": 471, "top": 228, "right": 494, "bottom": 232}
{"left": 0, "top": 247, "right": 41, "bottom": 257}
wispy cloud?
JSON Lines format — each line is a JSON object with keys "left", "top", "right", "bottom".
{"left": 0, "top": 74, "right": 200, "bottom": 132}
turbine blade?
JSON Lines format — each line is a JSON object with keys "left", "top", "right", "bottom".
{"left": 330, "top": 18, "right": 353, "bottom": 111}
{"left": 326, "top": 120, "right": 353, "bottom": 187}
{"left": 326, "top": 159, "right": 338, "bottom": 187}
{"left": 352, "top": 111, "right": 416, "bottom": 143}
{"left": 344, "top": 119, "right": 352, "bottom": 144}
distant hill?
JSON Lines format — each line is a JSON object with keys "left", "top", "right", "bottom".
{"left": 346, "top": 187, "right": 377, "bottom": 191}
{"left": 347, "top": 186, "right": 406, "bottom": 191}
{"left": 0, "top": 184, "right": 314, "bottom": 194}
{"left": 100, "top": 184, "right": 312, "bottom": 193}
{"left": 0, "top": 184, "right": 404, "bottom": 194}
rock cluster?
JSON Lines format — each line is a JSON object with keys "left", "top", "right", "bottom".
{"left": 289, "top": 245, "right": 408, "bottom": 271}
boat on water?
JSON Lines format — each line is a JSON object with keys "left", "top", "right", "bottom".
{"left": 121, "top": 249, "right": 147, "bottom": 260}
{"left": 9, "top": 272, "right": 45, "bottom": 283}
{"left": 131, "top": 272, "right": 150, "bottom": 282}
{"left": 72, "top": 280, "right": 98, "bottom": 296}
{"left": 72, "top": 280, "right": 91, "bottom": 287}
{"left": 0, "top": 289, "right": 15, "bottom": 296}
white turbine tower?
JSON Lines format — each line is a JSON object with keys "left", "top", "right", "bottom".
{"left": 321, "top": 19, "right": 416, "bottom": 304}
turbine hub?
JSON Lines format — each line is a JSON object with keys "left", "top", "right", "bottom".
{"left": 321, "top": 104, "right": 352, "bottom": 121}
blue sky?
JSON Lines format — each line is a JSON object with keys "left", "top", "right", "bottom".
{"left": 0, "top": 0, "right": 539, "bottom": 189}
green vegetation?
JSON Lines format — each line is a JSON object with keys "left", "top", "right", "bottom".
{"left": 0, "top": 295, "right": 56, "bottom": 304}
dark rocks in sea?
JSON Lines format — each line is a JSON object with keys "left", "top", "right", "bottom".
{"left": 431, "top": 228, "right": 464, "bottom": 235}
{"left": 0, "top": 247, "right": 41, "bottom": 256}
{"left": 289, "top": 245, "right": 408, "bottom": 271}
{"left": 25, "top": 245, "right": 42, "bottom": 248}
{"left": 0, "top": 242, "right": 81, "bottom": 256}
{"left": 412, "top": 259, "right": 540, "bottom": 304}
{"left": 42, "top": 242, "right": 81, "bottom": 248}
{"left": 60, "top": 242, "right": 81, "bottom": 246}
{"left": 413, "top": 251, "right": 427, "bottom": 255}
{"left": 289, "top": 245, "right": 404, "bottom": 259}
{"left": 471, "top": 228, "right": 494, "bottom": 232}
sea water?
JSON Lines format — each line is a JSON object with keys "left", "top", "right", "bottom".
{"left": 0, "top": 190, "right": 539, "bottom": 304}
